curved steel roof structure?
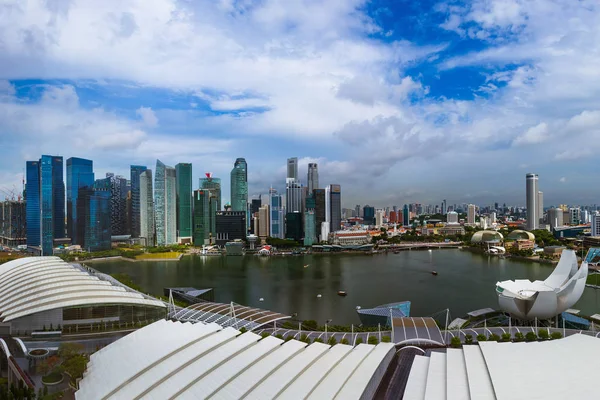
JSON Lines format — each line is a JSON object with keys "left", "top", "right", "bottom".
{"left": 506, "top": 229, "right": 535, "bottom": 241}
{"left": 76, "top": 319, "right": 396, "bottom": 400}
{"left": 0, "top": 257, "right": 165, "bottom": 322}
{"left": 496, "top": 249, "right": 588, "bottom": 319}
{"left": 170, "top": 301, "right": 290, "bottom": 331}
{"left": 471, "top": 230, "right": 504, "bottom": 243}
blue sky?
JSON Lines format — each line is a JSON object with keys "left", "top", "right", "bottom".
{"left": 1, "top": 0, "right": 599, "bottom": 207}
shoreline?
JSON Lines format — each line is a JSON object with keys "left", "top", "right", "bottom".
{"left": 461, "top": 246, "right": 558, "bottom": 266}
{"left": 74, "top": 254, "right": 183, "bottom": 263}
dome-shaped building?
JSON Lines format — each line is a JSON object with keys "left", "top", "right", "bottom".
{"left": 470, "top": 230, "right": 504, "bottom": 244}
{"left": 506, "top": 230, "right": 535, "bottom": 241}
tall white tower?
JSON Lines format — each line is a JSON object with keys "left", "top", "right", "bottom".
{"left": 526, "top": 173, "right": 539, "bottom": 230}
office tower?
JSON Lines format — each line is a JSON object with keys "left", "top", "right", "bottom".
{"left": 251, "top": 197, "right": 262, "bottom": 214}
{"left": 537, "top": 191, "right": 544, "bottom": 224}
{"left": 175, "top": 163, "right": 193, "bottom": 242}
{"left": 313, "top": 189, "right": 326, "bottom": 241}
{"left": 441, "top": 199, "right": 447, "bottom": 215}
{"left": 569, "top": 208, "right": 581, "bottom": 225}
{"left": 139, "top": 170, "right": 155, "bottom": 246}
{"left": 490, "top": 212, "right": 497, "bottom": 224}
{"left": 355, "top": 205, "right": 361, "bottom": 218}
{"left": 25, "top": 155, "right": 65, "bottom": 255}
{"left": 230, "top": 158, "right": 248, "bottom": 213}
{"left": 328, "top": 184, "right": 342, "bottom": 233}
{"left": 269, "top": 188, "right": 284, "bottom": 239}
{"left": 66, "top": 157, "right": 94, "bottom": 244}
{"left": 285, "top": 212, "right": 303, "bottom": 241}
{"left": 375, "top": 210, "right": 384, "bottom": 227}
{"left": 287, "top": 157, "right": 298, "bottom": 180}
{"left": 526, "top": 173, "right": 539, "bottom": 230}
{"left": 447, "top": 211, "right": 459, "bottom": 224}
{"left": 106, "top": 173, "right": 129, "bottom": 236}
{"left": 389, "top": 211, "right": 398, "bottom": 223}
{"left": 258, "top": 204, "right": 270, "bottom": 240}
{"left": 304, "top": 209, "right": 316, "bottom": 246}
{"left": 193, "top": 189, "right": 217, "bottom": 246}
{"left": 77, "top": 177, "right": 111, "bottom": 251}
{"left": 467, "top": 204, "right": 476, "bottom": 224}
{"left": 307, "top": 163, "right": 319, "bottom": 193}
{"left": 592, "top": 213, "right": 600, "bottom": 236}
{"left": 0, "top": 200, "right": 26, "bottom": 247}
{"left": 130, "top": 165, "right": 147, "bottom": 238}
{"left": 200, "top": 173, "right": 221, "bottom": 211}
{"left": 154, "top": 160, "right": 177, "bottom": 246}
{"left": 403, "top": 204, "right": 410, "bottom": 226}
{"left": 286, "top": 179, "right": 303, "bottom": 213}
{"left": 215, "top": 211, "right": 246, "bottom": 246}
{"left": 363, "top": 205, "right": 375, "bottom": 225}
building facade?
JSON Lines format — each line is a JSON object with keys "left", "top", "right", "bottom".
{"left": 130, "top": 165, "right": 147, "bottom": 238}
{"left": 66, "top": 157, "right": 94, "bottom": 244}
{"left": 467, "top": 204, "right": 476, "bottom": 225}
{"left": 304, "top": 209, "right": 316, "bottom": 246}
{"left": 230, "top": 158, "right": 248, "bottom": 213}
{"left": 328, "top": 184, "right": 342, "bottom": 233}
{"left": 258, "top": 204, "right": 270, "bottom": 240}
{"left": 215, "top": 211, "right": 246, "bottom": 246}
{"left": 200, "top": 173, "right": 221, "bottom": 212}
{"left": 269, "top": 189, "right": 284, "bottom": 239}
{"left": 307, "top": 163, "right": 319, "bottom": 193}
{"left": 548, "top": 208, "right": 564, "bottom": 229}
{"left": 285, "top": 212, "right": 303, "bottom": 242}
{"left": 446, "top": 211, "right": 459, "bottom": 224}
{"left": 403, "top": 204, "right": 410, "bottom": 226}
{"left": 592, "top": 213, "right": 600, "bottom": 237}
{"left": 154, "top": 160, "right": 177, "bottom": 246}
{"left": 287, "top": 157, "right": 298, "bottom": 180}
{"left": 193, "top": 189, "right": 217, "bottom": 246}
{"left": 363, "top": 205, "right": 375, "bottom": 225}
{"left": 286, "top": 179, "right": 303, "bottom": 213}
{"left": 0, "top": 201, "right": 26, "bottom": 247}
{"left": 526, "top": 173, "right": 539, "bottom": 230}
{"left": 313, "top": 189, "right": 326, "bottom": 241}
{"left": 139, "top": 170, "right": 155, "bottom": 246}
{"left": 106, "top": 173, "right": 129, "bottom": 236}
{"left": 175, "top": 163, "right": 193, "bottom": 242}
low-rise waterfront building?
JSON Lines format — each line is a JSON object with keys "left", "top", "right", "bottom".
{"left": 331, "top": 230, "right": 370, "bottom": 246}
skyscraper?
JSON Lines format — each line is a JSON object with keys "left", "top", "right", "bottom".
{"left": 140, "top": 169, "right": 155, "bottom": 246}
{"left": 66, "top": 157, "right": 94, "bottom": 244}
{"left": 286, "top": 179, "right": 303, "bottom": 213}
{"left": 328, "top": 184, "right": 341, "bottom": 233}
{"left": 230, "top": 158, "right": 248, "bottom": 212}
{"left": 467, "top": 204, "right": 476, "bottom": 225}
{"left": 304, "top": 209, "right": 316, "bottom": 246}
{"left": 258, "top": 204, "right": 270, "bottom": 240}
{"left": 526, "top": 173, "right": 539, "bottom": 230}
{"left": 537, "top": 191, "right": 544, "bottom": 225}
{"left": 442, "top": 199, "right": 447, "bottom": 215}
{"left": 78, "top": 177, "right": 111, "bottom": 251}
{"left": 548, "top": 208, "right": 564, "bottom": 229}
{"left": 269, "top": 188, "right": 284, "bottom": 239}
{"left": 307, "top": 163, "right": 319, "bottom": 193}
{"left": 200, "top": 173, "right": 221, "bottom": 212}
{"left": 403, "top": 204, "right": 410, "bottom": 226}
{"left": 313, "top": 189, "right": 326, "bottom": 241}
{"left": 215, "top": 211, "right": 246, "bottom": 246}
{"left": 363, "top": 205, "right": 375, "bottom": 225}
{"left": 175, "top": 163, "right": 193, "bottom": 242}
{"left": 25, "top": 155, "right": 65, "bottom": 255}
{"left": 106, "top": 173, "right": 129, "bottom": 236}
{"left": 130, "top": 165, "right": 147, "bottom": 238}
{"left": 287, "top": 157, "right": 298, "bottom": 180}
{"left": 154, "top": 160, "right": 177, "bottom": 246}
{"left": 193, "top": 189, "right": 217, "bottom": 246}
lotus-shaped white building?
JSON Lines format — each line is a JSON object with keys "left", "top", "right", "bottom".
{"left": 496, "top": 249, "right": 589, "bottom": 320}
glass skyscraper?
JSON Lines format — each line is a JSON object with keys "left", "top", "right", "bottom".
{"left": 26, "top": 155, "right": 65, "bottom": 255}
{"left": 80, "top": 177, "right": 111, "bottom": 251}
{"left": 155, "top": 160, "right": 177, "bottom": 246}
{"left": 269, "top": 188, "right": 284, "bottom": 239}
{"left": 193, "top": 189, "right": 217, "bottom": 246}
{"left": 106, "top": 173, "right": 129, "bottom": 235}
{"left": 328, "top": 184, "right": 342, "bottom": 233}
{"left": 140, "top": 170, "right": 155, "bottom": 246}
{"left": 67, "top": 157, "right": 94, "bottom": 244}
{"left": 230, "top": 158, "right": 248, "bottom": 213}
{"left": 307, "top": 163, "right": 319, "bottom": 193}
{"left": 200, "top": 173, "right": 221, "bottom": 212}
{"left": 175, "top": 163, "right": 193, "bottom": 241}
{"left": 130, "top": 165, "right": 147, "bottom": 238}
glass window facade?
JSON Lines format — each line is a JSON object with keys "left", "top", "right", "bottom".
{"left": 67, "top": 157, "right": 94, "bottom": 245}
{"left": 200, "top": 175, "right": 221, "bottom": 212}
{"left": 26, "top": 161, "right": 41, "bottom": 248}
{"left": 193, "top": 189, "right": 217, "bottom": 245}
{"left": 313, "top": 189, "right": 325, "bottom": 241}
{"left": 285, "top": 212, "right": 303, "bottom": 241}
{"left": 140, "top": 170, "right": 155, "bottom": 246}
{"left": 175, "top": 163, "right": 193, "bottom": 239}
{"left": 363, "top": 205, "right": 375, "bottom": 225}
{"left": 329, "top": 184, "right": 341, "bottom": 233}
{"left": 215, "top": 211, "right": 246, "bottom": 246}
{"left": 154, "top": 160, "right": 177, "bottom": 246}
{"left": 52, "top": 156, "right": 65, "bottom": 240}
{"left": 230, "top": 158, "right": 248, "bottom": 213}
{"left": 269, "top": 190, "right": 283, "bottom": 239}
{"left": 130, "top": 165, "right": 147, "bottom": 238}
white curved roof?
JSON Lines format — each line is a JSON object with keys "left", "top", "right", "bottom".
{"left": 76, "top": 320, "right": 396, "bottom": 400}
{"left": 0, "top": 257, "right": 165, "bottom": 322}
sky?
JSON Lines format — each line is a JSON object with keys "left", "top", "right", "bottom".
{"left": 1, "top": 0, "right": 599, "bottom": 208}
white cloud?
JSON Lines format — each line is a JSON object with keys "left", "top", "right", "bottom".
{"left": 560, "top": 177, "right": 566, "bottom": 183}
{"left": 136, "top": 106, "right": 159, "bottom": 127}
{"left": 513, "top": 122, "right": 548, "bottom": 146}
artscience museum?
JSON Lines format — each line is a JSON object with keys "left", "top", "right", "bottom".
{"left": 496, "top": 249, "right": 589, "bottom": 320}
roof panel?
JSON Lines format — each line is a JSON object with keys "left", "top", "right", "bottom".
{"left": 424, "top": 352, "right": 446, "bottom": 400}
{"left": 446, "top": 349, "right": 469, "bottom": 400}
{"left": 462, "top": 345, "right": 495, "bottom": 400}
{"left": 403, "top": 355, "right": 429, "bottom": 400}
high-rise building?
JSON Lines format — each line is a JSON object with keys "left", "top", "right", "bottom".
{"left": 154, "top": 160, "right": 177, "bottom": 246}
{"left": 106, "top": 173, "right": 129, "bottom": 236}
{"left": 215, "top": 211, "right": 246, "bottom": 246}
{"left": 375, "top": 210, "right": 384, "bottom": 227}
{"left": 258, "top": 204, "right": 270, "bottom": 240}
{"left": 403, "top": 204, "right": 410, "bottom": 226}
{"left": 66, "top": 157, "right": 94, "bottom": 244}
{"left": 355, "top": 205, "right": 361, "bottom": 218}
{"left": 285, "top": 212, "right": 303, "bottom": 241}
{"left": 269, "top": 189, "right": 284, "bottom": 239}
{"left": 26, "top": 155, "right": 65, "bottom": 255}
{"left": 569, "top": 208, "right": 581, "bottom": 225}
{"left": 467, "top": 204, "right": 476, "bottom": 225}
{"left": 442, "top": 199, "right": 447, "bottom": 215}
{"left": 307, "top": 163, "right": 319, "bottom": 193}
{"left": 251, "top": 197, "right": 262, "bottom": 214}
{"left": 304, "top": 209, "right": 316, "bottom": 246}
{"left": 139, "top": 170, "right": 155, "bottom": 246}
{"left": 537, "top": 191, "right": 544, "bottom": 224}
{"left": 130, "top": 165, "right": 147, "bottom": 238}
{"left": 287, "top": 157, "right": 298, "bottom": 180}
{"left": 0, "top": 200, "right": 26, "bottom": 247}
{"left": 526, "top": 173, "right": 539, "bottom": 230}
{"left": 200, "top": 173, "right": 221, "bottom": 212}
{"left": 447, "top": 211, "right": 459, "bottom": 224}
{"left": 286, "top": 179, "right": 303, "bottom": 213}
{"left": 363, "top": 205, "right": 375, "bottom": 225}
{"left": 328, "top": 184, "right": 341, "bottom": 232}
{"left": 193, "top": 189, "right": 217, "bottom": 246}
{"left": 230, "top": 158, "right": 248, "bottom": 213}
{"left": 313, "top": 189, "right": 326, "bottom": 241}
{"left": 592, "top": 213, "right": 600, "bottom": 237}
{"left": 175, "top": 163, "right": 193, "bottom": 242}
{"left": 77, "top": 177, "right": 111, "bottom": 252}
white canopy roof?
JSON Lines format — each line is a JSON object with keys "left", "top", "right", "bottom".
{"left": 0, "top": 257, "right": 165, "bottom": 322}
{"left": 76, "top": 320, "right": 396, "bottom": 400}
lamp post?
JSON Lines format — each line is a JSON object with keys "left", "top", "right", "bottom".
{"left": 325, "top": 319, "right": 332, "bottom": 343}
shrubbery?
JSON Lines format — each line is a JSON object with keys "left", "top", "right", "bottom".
{"left": 450, "top": 337, "right": 462, "bottom": 348}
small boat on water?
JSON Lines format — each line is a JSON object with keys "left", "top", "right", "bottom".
{"left": 304, "top": 264, "right": 310, "bottom": 268}
{"left": 337, "top": 291, "right": 348, "bottom": 296}
{"left": 431, "top": 271, "right": 438, "bottom": 276}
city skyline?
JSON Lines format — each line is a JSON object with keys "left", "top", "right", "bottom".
{"left": 1, "top": 1, "right": 598, "bottom": 206}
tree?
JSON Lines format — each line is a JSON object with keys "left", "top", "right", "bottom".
{"left": 300, "top": 334, "right": 309, "bottom": 343}
{"left": 239, "top": 327, "right": 247, "bottom": 334}
{"left": 260, "top": 332, "right": 270, "bottom": 338}
{"left": 275, "top": 334, "right": 284, "bottom": 340}
{"left": 340, "top": 338, "right": 349, "bottom": 345}
{"left": 367, "top": 335, "right": 379, "bottom": 345}
{"left": 538, "top": 329, "right": 550, "bottom": 340}
{"left": 514, "top": 332, "right": 525, "bottom": 342}
{"left": 381, "top": 336, "right": 391, "bottom": 343}
{"left": 58, "top": 342, "right": 84, "bottom": 360}
{"left": 450, "top": 337, "right": 462, "bottom": 348}
{"left": 60, "top": 354, "right": 88, "bottom": 382}
{"left": 500, "top": 333, "right": 512, "bottom": 342}
{"left": 476, "top": 334, "right": 487, "bottom": 342}
{"left": 465, "top": 334, "right": 473, "bottom": 345}
{"left": 302, "top": 320, "right": 318, "bottom": 330}
{"left": 488, "top": 334, "right": 500, "bottom": 342}
{"left": 313, "top": 338, "right": 324, "bottom": 343}
{"left": 327, "top": 336, "right": 337, "bottom": 345}
{"left": 355, "top": 337, "right": 364, "bottom": 345}
{"left": 525, "top": 332, "right": 538, "bottom": 342}
{"left": 550, "top": 331, "right": 563, "bottom": 340}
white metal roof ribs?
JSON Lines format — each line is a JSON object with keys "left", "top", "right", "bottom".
{"left": 446, "top": 349, "right": 470, "bottom": 400}
{"left": 403, "top": 355, "right": 430, "bottom": 400}
{"left": 0, "top": 274, "right": 102, "bottom": 306}
{"left": 462, "top": 345, "right": 495, "bottom": 400}
{"left": 424, "top": 352, "right": 446, "bottom": 400}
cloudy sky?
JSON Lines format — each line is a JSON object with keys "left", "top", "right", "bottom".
{"left": 0, "top": 0, "right": 598, "bottom": 208}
